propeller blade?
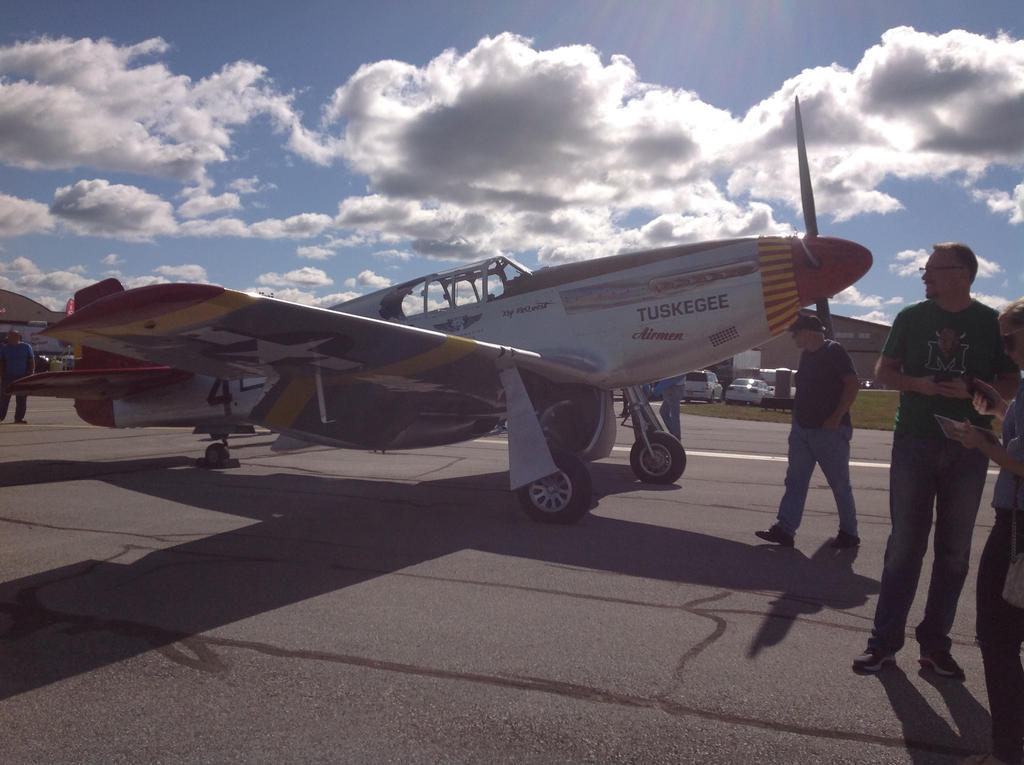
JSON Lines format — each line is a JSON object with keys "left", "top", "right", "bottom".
{"left": 815, "top": 297, "right": 834, "bottom": 339}
{"left": 795, "top": 97, "right": 818, "bottom": 238}
{"left": 795, "top": 97, "right": 834, "bottom": 337}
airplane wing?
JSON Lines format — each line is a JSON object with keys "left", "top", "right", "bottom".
{"left": 44, "top": 282, "right": 565, "bottom": 386}
{"left": 44, "top": 284, "right": 569, "bottom": 483}
{"left": 8, "top": 367, "right": 192, "bottom": 400}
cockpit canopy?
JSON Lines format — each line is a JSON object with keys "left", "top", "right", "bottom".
{"left": 376, "top": 256, "right": 533, "bottom": 320}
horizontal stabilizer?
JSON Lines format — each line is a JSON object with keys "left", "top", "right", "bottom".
{"left": 7, "top": 367, "right": 192, "bottom": 400}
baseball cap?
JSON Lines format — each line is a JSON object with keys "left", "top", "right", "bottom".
{"left": 789, "top": 314, "right": 827, "bottom": 333}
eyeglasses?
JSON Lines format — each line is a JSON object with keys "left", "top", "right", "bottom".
{"left": 918, "top": 266, "right": 967, "bottom": 274}
{"left": 1003, "top": 327, "right": 1024, "bottom": 353}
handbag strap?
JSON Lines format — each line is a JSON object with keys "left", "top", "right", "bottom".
{"left": 1014, "top": 476, "right": 1021, "bottom": 558}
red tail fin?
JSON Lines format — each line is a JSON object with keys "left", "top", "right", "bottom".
{"left": 70, "top": 279, "right": 146, "bottom": 426}
{"left": 71, "top": 279, "right": 150, "bottom": 371}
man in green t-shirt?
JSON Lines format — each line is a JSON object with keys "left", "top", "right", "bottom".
{"left": 853, "top": 243, "right": 1020, "bottom": 679}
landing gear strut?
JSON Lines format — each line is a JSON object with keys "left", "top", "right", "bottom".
{"left": 622, "top": 385, "right": 686, "bottom": 484}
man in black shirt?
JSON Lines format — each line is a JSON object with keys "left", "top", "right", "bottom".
{"left": 755, "top": 313, "right": 860, "bottom": 549}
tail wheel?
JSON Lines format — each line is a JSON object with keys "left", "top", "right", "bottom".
{"left": 630, "top": 431, "right": 686, "bottom": 484}
{"left": 517, "top": 452, "right": 592, "bottom": 524}
{"left": 204, "top": 442, "right": 230, "bottom": 469}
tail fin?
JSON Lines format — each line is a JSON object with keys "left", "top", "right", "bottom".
{"left": 68, "top": 279, "right": 144, "bottom": 427}
{"left": 71, "top": 279, "right": 150, "bottom": 371}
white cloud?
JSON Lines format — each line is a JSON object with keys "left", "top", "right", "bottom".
{"left": 0, "top": 36, "right": 298, "bottom": 184}
{"left": 296, "top": 244, "right": 336, "bottom": 260}
{"left": 373, "top": 248, "right": 413, "bottom": 261}
{"left": 974, "top": 253, "right": 1003, "bottom": 279}
{"left": 154, "top": 264, "right": 208, "bottom": 281}
{"left": 248, "top": 213, "right": 333, "bottom": 239}
{"left": 889, "top": 248, "right": 929, "bottom": 278}
{"left": 228, "top": 176, "right": 275, "bottom": 195}
{"left": 122, "top": 274, "right": 167, "bottom": 289}
{"left": 343, "top": 269, "right": 391, "bottom": 289}
{"left": 852, "top": 310, "right": 892, "bottom": 325}
{"left": 101, "top": 253, "right": 122, "bottom": 265}
{"left": 0, "top": 192, "right": 53, "bottom": 237}
{"left": 0, "top": 255, "right": 40, "bottom": 274}
{"left": 0, "top": 255, "right": 93, "bottom": 294}
{"left": 178, "top": 189, "right": 241, "bottom": 219}
{"left": 973, "top": 292, "right": 1015, "bottom": 312}
{"left": 888, "top": 246, "right": 1003, "bottom": 281}
{"left": 832, "top": 285, "right": 884, "bottom": 309}
{"left": 244, "top": 287, "right": 359, "bottom": 307}
{"left": 256, "top": 266, "right": 333, "bottom": 287}
{"left": 307, "top": 29, "right": 1024, "bottom": 263}
{"left": 50, "top": 179, "right": 178, "bottom": 240}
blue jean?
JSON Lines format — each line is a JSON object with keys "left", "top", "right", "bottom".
{"left": 0, "top": 375, "right": 27, "bottom": 422}
{"left": 776, "top": 423, "right": 857, "bottom": 537}
{"left": 660, "top": 387, "right": 681, "bottom": 440}
{"left": 868, "top": 435, "right": 990, "bottom": 654}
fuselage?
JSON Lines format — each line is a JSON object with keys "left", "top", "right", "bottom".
{"left": 338, "top": 235, "right": 871, "bottom": 389}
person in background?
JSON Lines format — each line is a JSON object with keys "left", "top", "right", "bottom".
{"left": 652, "top": 374, "right": 685, "bottom": 440}
{"left": 853, "top": 243, "right": 1020, "bottom": 679}
{"left": 755, "top": 313, "right": 860, "bottom": 549}
{"left": 952, "top": 297, "right": 1024, "bottom": 765}
{"left": 0, "top": 329, "right": 36, "bottom": 424}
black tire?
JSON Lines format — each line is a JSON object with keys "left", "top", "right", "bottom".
{"left": 629, "top": 431, "right": 686, "bottom": 484}
{"left": 204, "top": 442, "right": 230, "bottom": 468}
{"left": 516, "top": 452, "right": 592, "bottom": 524}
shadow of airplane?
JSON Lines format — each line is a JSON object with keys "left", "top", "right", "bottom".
{"left": 1, "top": 455, "right": 880, "bottom": 702}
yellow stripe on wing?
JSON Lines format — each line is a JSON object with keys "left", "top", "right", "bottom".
{"left": 341, "top": 335, "right": 480, "bottom": 383}
{"left": 261, "top": 335, "right": 483, "bottom": 428}
{"left": 50, "top": 291, "right": 258, "bottom": 345}
{"left": 263, "top": 377, "right": 318, "bottom": 428}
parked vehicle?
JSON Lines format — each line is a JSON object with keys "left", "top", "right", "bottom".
{"left": 725, "top": 378, "right": 773, "bottom": 406}
{"left": 681, "top": 370, "right": 723, "bottom": 403}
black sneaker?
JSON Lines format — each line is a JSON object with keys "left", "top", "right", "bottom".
{"left": 852, "top": 648, "right": 895, "bottom": 673}
{"left": 919, "top": 650, "right": 965, "bottom": 680}
{"left": 830, "top": 531, "right": 860, "bottom": 549}
{"left": 755, "top": 524, "right": 794, "bottom": 547}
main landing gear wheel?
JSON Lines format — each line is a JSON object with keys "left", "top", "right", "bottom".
{"left": 630, "top": 432, "right": 686, "bottom": 484}
{"left": 517, "top": 452, "right": 592, "bottom": 524}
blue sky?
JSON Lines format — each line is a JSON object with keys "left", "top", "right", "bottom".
{"left": 1, "top": 0, "right": 1021, "bottom": 323}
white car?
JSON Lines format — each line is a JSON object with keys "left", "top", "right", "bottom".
{"left": 681, "top": 370, "right": 723, "bottom": 403}
{"left": 725, "top": 378, "right": 773, "bottom": 406}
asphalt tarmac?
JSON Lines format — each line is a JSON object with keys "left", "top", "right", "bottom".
{"left": 0, "top": 399, "right": 1002, "bottom": 763}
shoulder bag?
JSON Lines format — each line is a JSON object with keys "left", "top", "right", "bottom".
{"left": 1003, "top": 477, "right": 1024, "bottom": 608}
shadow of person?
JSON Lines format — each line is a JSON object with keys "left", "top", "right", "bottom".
{"left": 746, "top": 540, "right": 866, "bottom": 658}
{"left": 918, "top": 666, "right": 992, "bottom": 756}
{"left": 1, "top": 457, "right": 881, "bottom": 703}
{"left": 876, "top": 666, "right": 988, "bottom": 762}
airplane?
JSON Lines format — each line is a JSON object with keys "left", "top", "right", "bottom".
{"left": 11, "top": 99, "right": 872, "bottom": 524}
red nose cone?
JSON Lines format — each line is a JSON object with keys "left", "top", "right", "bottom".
{"left": 792, "top": 237, "right": 873, "bottom": 306}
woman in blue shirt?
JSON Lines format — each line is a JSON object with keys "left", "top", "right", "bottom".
{"left": 955, "top": 297, "right": 1024, "bottom": 765}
